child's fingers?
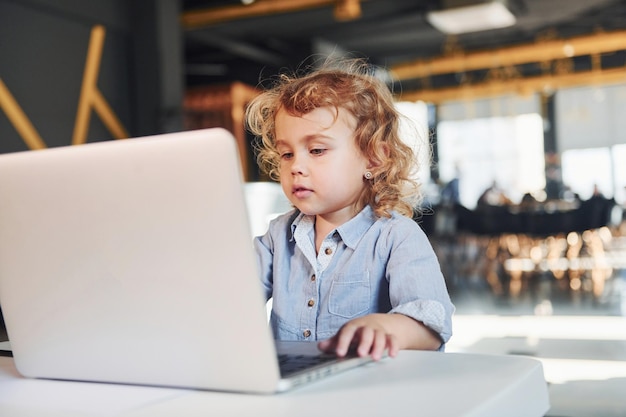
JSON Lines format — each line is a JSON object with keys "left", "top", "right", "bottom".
{"left": 387, "top": 334, "right": 400, "bottom": 358}
{"left": 355, "top": 327, "right": 375, "bottom": 357}
{"left": 369, "top": 331, "right": 388, "bottom": 361}
{"left": 317, "top": 337, "right": 334, "bottom": 352}
{"left": 334, "top": 323, "right": 360, "bottom": 357}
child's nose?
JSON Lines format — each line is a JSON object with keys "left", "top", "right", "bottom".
{"left": 290, "top": 153, "right": 306, "bottom": 175}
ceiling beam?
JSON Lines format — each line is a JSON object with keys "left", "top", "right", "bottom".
{"left": 391, "top": 30, "right": 626, "bottom": 81}
{"left": 395, "top": 66, "right": 626, "bottom": 104}
{"left": 181, "top": 0, "right": 364, "bottom": 29}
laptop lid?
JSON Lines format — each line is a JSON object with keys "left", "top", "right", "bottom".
{"left": 0, "top": 128, "right": 295, "bottom": 393}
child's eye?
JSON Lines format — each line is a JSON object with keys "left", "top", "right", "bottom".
{"left": 280, "top": 152, "right": 293, "bottom": 160}
{"left": 310, "top": 148, "right": 326, "bottom": 155}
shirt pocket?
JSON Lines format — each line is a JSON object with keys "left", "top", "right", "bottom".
{"left": 328, "top": 272, "right": 371, "bottom": 319}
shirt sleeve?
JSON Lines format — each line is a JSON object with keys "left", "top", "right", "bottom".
{"left": 383, "top": 216, "right": 455, "bottom": 347}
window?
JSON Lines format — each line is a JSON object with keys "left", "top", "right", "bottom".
{"left": 562, "top": 144, "right": 626, "bottom": 204}
{"left": 437, "top": 113, "right": 545, "bottom": 208}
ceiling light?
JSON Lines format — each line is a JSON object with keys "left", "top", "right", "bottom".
{"left": 426, "top": 1, "right": 517, "bottom": 35}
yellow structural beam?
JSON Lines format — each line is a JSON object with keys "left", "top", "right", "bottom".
{"left": 181, "top": 0, "right": 364, "bottom": 28}
{"left": 396, "top": 66, "right": 626, "bottom": 104}
{"left": 391, "top": 30, "right": 626, "bottom": 81}
{"left": 0, "top": 78, "right": 47, "bottom": 150}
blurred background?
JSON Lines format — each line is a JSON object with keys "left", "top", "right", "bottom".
{"left": 1, "top": 1, "right": 626, "bottom": 415}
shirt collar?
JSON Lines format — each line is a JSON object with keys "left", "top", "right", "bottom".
{"left": 289, "top": 205, "right": 377, "bottom": 249}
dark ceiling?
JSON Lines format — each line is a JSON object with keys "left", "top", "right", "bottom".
{"left": 180, "top": 0, "right": 626, "bottom": 94}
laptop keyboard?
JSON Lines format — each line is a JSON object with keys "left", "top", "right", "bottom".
{"left": 277, "top": 353, "right": 338, "bottom": 377}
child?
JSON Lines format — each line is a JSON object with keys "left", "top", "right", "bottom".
{"left": 245, "top": 59, "right": 454, "bottom": 360}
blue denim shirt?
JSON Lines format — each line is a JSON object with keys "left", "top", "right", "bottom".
{"left": 254, "top": 205, "right": 454, "bottom": 348}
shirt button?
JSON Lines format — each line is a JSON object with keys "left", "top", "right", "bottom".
{"left": 307, "top": 299, "right": 315, "bottom": 307}
{"left": 324, "top": 247, "right": 333, "bottom": 255}
{"left": 303, "top": 330, "right": 311, "bottom": 338}
{"left": 311, "top": 274, "right": 316, "bottom": 282}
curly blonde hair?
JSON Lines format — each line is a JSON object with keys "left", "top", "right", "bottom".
{"left": 245, "top": 59, "right": 422, "bottom": 218}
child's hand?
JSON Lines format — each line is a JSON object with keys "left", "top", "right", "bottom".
{"left": 317, "top": 313, "right": 442, "bottom": 360}
{"left": 317, "top": 313, "right": 401, "bottom": 361}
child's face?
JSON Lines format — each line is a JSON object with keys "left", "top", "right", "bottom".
{"left": 274, "top": 106, "right": 370, "bottom": 225}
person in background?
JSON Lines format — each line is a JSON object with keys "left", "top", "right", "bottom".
{"left": 440, "top": 165, "right": 461, "bottom": 206}
{"left": 519, "top": 192, "right": 539, "bottom": 211}
{"left": 545, "top": 166, "right": 564, "bottom": 200}
{"left": 591, "top": 183, "right": 605, "bottom": 199}
{"left": 245, "top": 59, "right": 454, "bottom": 360}
{"left": 477, "top": 180, "right": 512, "bottom": 207}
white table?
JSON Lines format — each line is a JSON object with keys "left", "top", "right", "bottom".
{"left": 0, "top": 351, "right": 549, "bottom": 417}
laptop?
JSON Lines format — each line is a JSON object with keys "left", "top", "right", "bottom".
{"left": 0, "top": 128, "right": 374, "bottom": 394}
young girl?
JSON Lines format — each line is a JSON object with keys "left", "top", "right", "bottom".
{"left": 245, "top": 59, "right": 454, "bottom": 360}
